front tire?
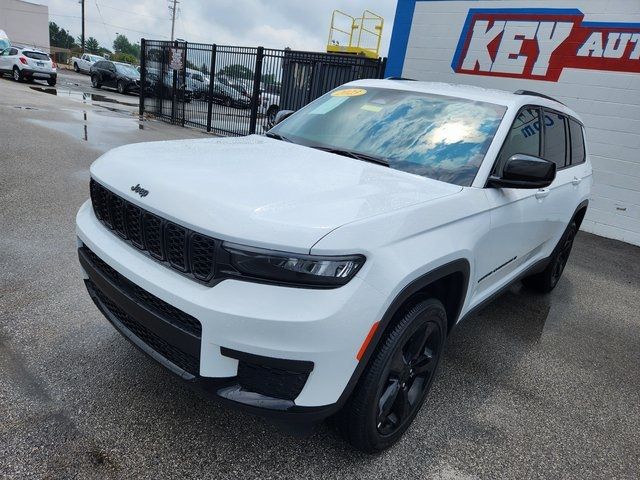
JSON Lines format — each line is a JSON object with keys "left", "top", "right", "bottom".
{"left": 13, "top": 67, "right": 22, "bottom": 82}
{"left": 266, "top": 105, "right": 279, "bottom": 125}
{"left": 91, "top": 75, "right": 101, "bottom": 89}
{"left": 338, "top": 299, "right": 447, "bottom": 453}
{"left": 117, "top": 80, "right": 126, "bottom": 94}
{"left": 74, "top": 63, "right": 80, "bottom": 73}
{"left": 523, "top": 221, "right": 577, "bottom": 293}
{"left": 47, "top": 79, "right": 56, "bottom": 87}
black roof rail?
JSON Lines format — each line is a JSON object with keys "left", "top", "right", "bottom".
{"left": 385, "top": 76, "right": 416, "bottom": 81}
{"left": 514, "top": 89, "right": 565, "bottom": 105}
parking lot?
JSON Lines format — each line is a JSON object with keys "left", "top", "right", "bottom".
{"left": 1, "top": 70, "right": 639, "bottom": 479}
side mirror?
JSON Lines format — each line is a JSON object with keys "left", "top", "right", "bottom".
{"left": 274, "top": 109, "right": 295, "bottom": 125}
{"left": 488, "top": 154, "right": 556, "bottom": 189}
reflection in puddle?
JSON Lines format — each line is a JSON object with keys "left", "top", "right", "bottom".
{"left": 29, "top": 87, "right": 138, "bottom": 107}
{"left": 26, "top": 109, "right": 145, "bottom": 149}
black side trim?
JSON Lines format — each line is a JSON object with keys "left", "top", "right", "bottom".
{"left": 220, "top": 347, "right": 314, "bottom": 374}
{"left": 477, "top": 255, "right": 517, "bottom": 283}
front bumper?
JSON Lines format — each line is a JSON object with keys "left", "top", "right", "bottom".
{"left": 76, "top": 200, "right": 381, "bottom": 418}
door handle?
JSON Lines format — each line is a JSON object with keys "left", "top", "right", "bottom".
{"left": 535, "top": 188, "right": 550, "bottom": 199}
{"left": 572, "top": 176, "right": 582, "bottom": 186}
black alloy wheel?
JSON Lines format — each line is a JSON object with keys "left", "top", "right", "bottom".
{"left": 337, "top": 298, "right": 447, "bottom": 453}
{"left": 549, "top": 223, "right": 576, "bottom": 288}
{"left": 376, "top": 319, "right": 442, "bottom": 436}
{"left": 117, "top": 80, "right": 126, "bottom": 94}
{"left": 224, "top": 97, "right": 232, "bottom": 107}
{"left": 91, "top": 75, "right": 101, "bottom": 88}
{"left": 523, "top": 221, "right": 577, "bottom": 293}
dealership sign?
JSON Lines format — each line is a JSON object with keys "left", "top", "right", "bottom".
{"left": 452, "top": 8, "right": 640, "bottom": 81}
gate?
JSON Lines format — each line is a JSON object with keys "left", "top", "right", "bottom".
{"left": 139, "top": 40, "right": 386, "bottom": 136}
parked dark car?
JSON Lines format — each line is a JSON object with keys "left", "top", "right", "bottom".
{"left": 90, "top": 61, "right": 141, "bottom": 94}
{"left": 210, "top": 82, "right": 250, "bottom": 108}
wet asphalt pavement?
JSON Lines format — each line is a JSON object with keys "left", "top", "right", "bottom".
{"left": 1, "top": 70, "right": 639, "bottom": 479}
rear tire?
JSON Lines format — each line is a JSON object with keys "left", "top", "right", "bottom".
{"left": 91, "top": 75, "right": 101, "bottom": 89}
{"left": 337, "top": 299, "right": 447, "bottom": 453}
{"left": 74, "top": 63, "right": 80, "bottom": 73}
{"left": 13, "top": 67, "right": 22, "bottom": 82}
{"left": 523, "top": 221, "right": 577, "bottom": 293}
{"left": 223, "top": 97, "right": 232, "bottom": 107}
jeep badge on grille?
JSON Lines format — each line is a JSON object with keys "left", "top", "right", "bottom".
{"left": 131, "top": 184, "right": 149, "bottom": 197}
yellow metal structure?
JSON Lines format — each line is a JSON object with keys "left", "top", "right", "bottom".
{"left": 327, "top": 10, "right": 384, "bottom": 59}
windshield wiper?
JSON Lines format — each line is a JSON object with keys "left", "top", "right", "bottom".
{"left": 265, "top": 132, "right": 293, "bottom": 143}
{"left": 310, "top": 146, "right": 389, "bottom": 167}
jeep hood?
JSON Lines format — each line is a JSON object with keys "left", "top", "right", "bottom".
{"left": 90, "top": 135, "right": 462, "bottom": 252}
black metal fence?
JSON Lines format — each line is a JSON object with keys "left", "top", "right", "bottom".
{"left": 139, "top": 39, "right": 387, "bottom": 136}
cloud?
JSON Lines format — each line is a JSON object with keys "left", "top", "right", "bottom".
{"left": 41, "top": 0, "right": 396, "bottom": 54}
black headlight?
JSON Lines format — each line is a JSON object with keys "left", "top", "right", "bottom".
{"left": 222, "top": 243, "right": 365, "bottom": 287}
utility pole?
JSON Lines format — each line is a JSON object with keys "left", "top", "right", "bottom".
{"left": 169, "top": 0, "right": 179, "bottom": 41}
{"left": 81, "top": 0, "right": 85, "bottom": 53}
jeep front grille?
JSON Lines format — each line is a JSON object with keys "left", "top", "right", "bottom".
{"left": 90, "top": 179, "right": 217, "bottom": 284}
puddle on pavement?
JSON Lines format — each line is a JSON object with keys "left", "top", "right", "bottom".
{"left": 26, "top": 109, "right": 145, "bottom": 151}
{"left": 29, "top": 87, "right": 138, "bottom": 108}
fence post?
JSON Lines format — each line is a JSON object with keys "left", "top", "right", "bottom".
{"left": 249, "top": 46, "right": 264, "bottom": 135}
{"left": 379, "top": 57, "right": 387, "bottom": 78}
{"left": 139, "top": 38, "right": 146, "bottom": 117}
{"left": 181, "top": 41, "right": 188, "bottom": 128}
{"left": 206, "top": 44, "right": 217, "bottom": 133}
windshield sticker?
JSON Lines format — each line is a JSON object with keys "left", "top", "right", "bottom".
{"left": 309, "top": 96, "right": 349, "bottom": 115}
{"left": 361, "top": 104, "right": 383, "bottom": 112}
{"left": 331, "top": 88, "right": 367, "bottom": 97}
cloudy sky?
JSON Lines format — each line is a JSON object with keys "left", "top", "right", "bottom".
{"left": 41, "top": 0, "right": 397, "bottom": 54}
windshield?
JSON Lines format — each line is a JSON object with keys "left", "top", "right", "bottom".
{"left": 115, "top": 64, "right": 139, "bottom": 77}
{"left": 270, "top": 87, "right": 506, "bottom": 186}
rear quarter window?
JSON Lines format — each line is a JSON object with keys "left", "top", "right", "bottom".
{"left": 569, "top": 119, "right": 586, "bottom": 165}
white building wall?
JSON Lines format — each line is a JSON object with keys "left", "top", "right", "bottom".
{"left": 0, "top": 0, "right": 50, "bottom": 52}
{"left": 395, "top": 0, "right": 640, "bottom": 246}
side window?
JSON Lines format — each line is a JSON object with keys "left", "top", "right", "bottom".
{"left": 494, "top": 107, "right": 541, "bottom": 174}
{"left": 10, "top": 48, "right": 18, "bottom": 55}
{"left": 569, "top": 119, "right": 586, "bottom": 165}
{"left": 542, "top": 110, "right": 568, "bottom": 168}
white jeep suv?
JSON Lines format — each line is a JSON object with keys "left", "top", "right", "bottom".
{"left": 76, "top": 80, "right": 591, "bottom": 452}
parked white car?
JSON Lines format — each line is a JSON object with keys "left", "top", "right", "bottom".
{"left": 76, "top": 80, "right": 592, "bottom": 452}
{"left": 72, "top": 53, "right": 105, "bottom": 74}
{"left": 0, "top": 45, "right": 57, "bottom": 85}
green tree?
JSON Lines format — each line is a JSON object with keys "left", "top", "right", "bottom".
{"left": 49, "top": 22, "right": 76, "bottom": 49}
{"left": 111, "top": 52, "right": 138, "bottom": 64}
{"left": 218, "top": 64, "right": 254, "bottom": 80}
{"left": 86, "top": 37, "right": 100, "bottom": 53}
{"left": 113, "top": 34, "right": 140, "bottom": 59}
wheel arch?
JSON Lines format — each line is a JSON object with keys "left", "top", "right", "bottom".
{"left": 573, "top": 199, "right": 589, "bottom": 229}
{"left": 333, "top": 259, "right": 471, "bottom": 411}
